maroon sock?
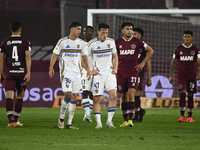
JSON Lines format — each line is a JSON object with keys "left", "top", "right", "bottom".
{"left": 134, "top": 96, "right": 141, "bottom": 119}
{"left": 14, "top": 99, "right": 23, "bottom": 122}
{"left": 180, "top": 93, "right": 186, "bottom": 116}
{"left": 187, "top": 96, "right": 193, "bottom": 117}
{"left": 6, "top": 98, "right": 13, "bottom": 123}
{"left": 121, "top": 102, "right": 128, "bottom": 121}
{"left": 128, "top": 101, "right": 135, "bottom": 120}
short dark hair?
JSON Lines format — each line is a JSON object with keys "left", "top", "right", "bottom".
{"left": 69, "top": 21, "right": 82, "bottom": 29}
{"left": 10, "top": 21, "right": 22, "bottom": 32}
{"left": 133, "top": 27, "right": 144, "bottom": 38}
{"left": 121, "top": 22, "right": 133, "bottom": 29}
{"left": 183, "top": 30, "right": 193, "bottom": 36}
{"left": 86, "top": 26, "right": 94, "bottom": 31}
{"left": 97, "top": 23, "right": 109, "bottom": 31}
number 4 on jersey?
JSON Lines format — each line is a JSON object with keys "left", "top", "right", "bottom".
{"left": 12, "top": 46, "right": 19, "bottom": 61}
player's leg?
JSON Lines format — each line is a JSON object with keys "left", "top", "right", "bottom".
{"left": 82, "top": 90, "right": 92, "bottom": 122}
{"left": 105, "top": 74, "right": 117, "bottom": 128}
{"left": 88, "top": 92, "right": 93, "bottom": 115}
{"left": 133, "top": 89, "right": 141, "bottom": 122}
{"left": 178, "top": 90, "right": 187, "bottom": 122}
{"left": 127, "top": 88, "right": 136, "bottom": 127}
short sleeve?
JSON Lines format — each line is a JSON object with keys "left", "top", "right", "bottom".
{"left": 112, "top": 40, "right": 117, "bottom": 53}
{"left": 53, "top": 39, "right": 62, "bottom": 55}
{"left": 82, "top": 41, "right": 88, "bottom": 56}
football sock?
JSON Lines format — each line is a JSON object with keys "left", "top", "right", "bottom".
{"left": 135, "top": 96, "right": 141, "bottom": 119}
{"left": 188, "top": 96, "right": 194, "bottom": 117}
{"left": 59, "top": 98, "right": 69, "bottom": 119}
{"left": 121, "top": 102, "right": 128, "bottom": 121}
{"left": 94, "top": 112, "right": 101, "bottom": 124}
{"left": 67, "top": 101, "right": 77, "bottom": 125}
{"left": 6, "top": 98, "right": 13, "bottom": 123}
{"left": 128, "top": 101, "right": 135, "bottom": 120}
{"left": 82, "top": 98, "right": 90, "bottom": 117}
{"left": 107, "top": 107, "right": 116, "bottom": 122}
{"left": 89, "top": 99, "right": 93, "bottom": 114}
{"left": 14, "top": 99, "right": 23, "bottom": 122}
{"left": 180, "top": 93, "right": 186, "bottom": 116}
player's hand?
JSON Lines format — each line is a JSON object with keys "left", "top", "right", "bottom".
{"left": 87, "top": 69, "right": 91, "bottom": 80}
{"left": 49, "top": 68, "right": 54, "bottom": 78}
{"left": 197, "top": 74, "right": 200, "bottom": 80}
{"left": 112, "top": 69, "right": 117, "bottom": 75}
{"left": 135, "top": 62, "right": 145, "bottom": 71}
{"left": 24, "top": 73, "right": 30, "bottom": 82}
{"left": 169, "top": 76, "right": 173, "bottom": 84}
{"left": 91, "top": 68, "right": 99, "bottom": 75}
{"left": 146, "top": 78, "right": 152, "bottom": 87}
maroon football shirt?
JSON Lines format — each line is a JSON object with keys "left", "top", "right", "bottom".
{"left": 115, "top": 36, "right": 147, "bottom": 77}
{"left": 173, "top": 44, "right": 199, "bottom": 79}
{"left": 0, "top": 35, "right": 31, "bottom": 78}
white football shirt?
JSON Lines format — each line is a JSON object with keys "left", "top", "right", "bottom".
{"left": 53, "top": 36, "right": 87, "bottom": 76}
{"left": 86, "top": 37, "right": 117, "bottom": 75}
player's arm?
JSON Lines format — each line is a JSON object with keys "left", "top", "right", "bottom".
{"left": 136, "top": 45, "right": 154, "bottom": 71}
{"left": 0, "top": 52, "right": 4, "bottom": 83}
{"left": 82, "top": 55, "right": 91, "bottom": 80}
{"left": 24, "top": 50, "right": 31, "bottom": 82}
{"left": 49, "top": 53, "right": 58, "bottom": 78}
{"left": 169, "top": 58, "right": 177, "bottom": 84}
{"left": 146, "top": 59, "right": 152, "bottom": 87}
{"left": 112, "top": 52, "right": 118, "bottom": 74}
{"left": 197, "top": 58, "right": 200, "bottom": 80}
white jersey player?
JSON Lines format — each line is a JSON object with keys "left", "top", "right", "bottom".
{"left": 49, "top": 21, "right": 91, "bottom": 129}
{"left": 86, "top": 23, "right": 118, "bottom": 129}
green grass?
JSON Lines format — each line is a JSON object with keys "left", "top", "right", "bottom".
{"left": 0, "top": 108, "right": 200, "bottom": 150}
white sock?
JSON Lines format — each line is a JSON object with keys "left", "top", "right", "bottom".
{"left": 94, "top": 113, "right": 101, "bottom": 124}
{"left": 107, "top": 107, "right": 116, "bottom": 122}
{"left": 89, "top": 99, "right": 93, "bottom": 114}
{"left": 67, "top": 101, "right": 77, "bottom": 125}
{"left": 82, "top": 98, "right": 90, "bottom": 117}
{"left": 59, "top": 99, "right": 69, "bottom": 119}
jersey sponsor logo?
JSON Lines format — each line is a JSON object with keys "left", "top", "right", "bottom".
{"left": 12, "top": 62, "right": 21, "bottom": 66}
{"left": 120, "top": 49, "right": 135, "bottom": 55}
{"left": 11, "top": 40, "right": 22, "bottom": 44}
{"left": 180, "top": 56, "right": 194, "bottom": 61}
{"left": 64, "top": 53, "right": 78, "bottom": 57}
{"left": 9, "top": 68, "right": 25, "bottom": 73}
{"left": 97, "top": 53, "right": 111, "bottom": 58}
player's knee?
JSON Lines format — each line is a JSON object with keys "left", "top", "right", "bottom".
{"left": 64, "top": 92, "right": 72, "bottom": 101}
{"left": 110, "top": 93, "right": 117, "bottom": 102}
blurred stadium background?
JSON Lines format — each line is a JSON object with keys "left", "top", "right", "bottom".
{"left": 1, "top": 0, "right": 200, "bottom": 108}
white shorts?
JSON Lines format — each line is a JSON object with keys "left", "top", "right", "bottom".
{"left": 92, "top": 74, "right": 117, "bottom": 96}
{"left": 60, "top": 74, "right": 82, "bottom": 93}
{"left": 81, "top": 69, "right": 92, "bottom": 91}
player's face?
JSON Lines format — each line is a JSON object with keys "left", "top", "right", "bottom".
{"left": 83, "top": 27, "right": 93, "bottom": 41}
{"left": 72, "top": 26, "right": 82, "bottom": 37}
{"left": 122, "top": 25, "right": 133, "bottom": 38}
{"left": 133, "top": 31, "right": 141, "bottom": 40}
{"left": 97, "top": 28, "right": 108, "bottom": 42}
{"left": 183, "top": 34, "right": 193, "bottom": 44}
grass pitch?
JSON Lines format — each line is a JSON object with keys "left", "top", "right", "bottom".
{"left": 0, "top": 108, "right": 200, "bottom": 150}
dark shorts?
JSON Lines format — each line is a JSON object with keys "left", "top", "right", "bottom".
{"left": 137, "top": 71, "right": 144, "bottom": 90}
{"left": 177, "top": 77, "right": 196, "bottom": 93}
{"left": 4, "top": 76, "right": 27, "bottom": 92}
{"left": 117, "top": 74, "right": 138, "bottom": 93}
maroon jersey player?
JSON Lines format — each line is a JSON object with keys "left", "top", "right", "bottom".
{"left": 0, "top": 21, "right": 31, "bottom": 127}
{"left": 169, "top": 30, "right": 200, "bottom": 123}
{"left": 132, "top": 28, "right": 152, "bottom": 123}
{"left": 115, "top": 22, "right": 154, "bottom": 127}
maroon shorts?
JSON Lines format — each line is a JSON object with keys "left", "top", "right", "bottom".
{"left": 117, "top": 74, "right": 138, "bottom": 93}
{"left": 177, "top": 77, "right": 196, "bottom": 93}
{"left": 137, "top": 70, "right": 144, "bottom": 90}
{"left": 4, "top": 76, "right": 27, "bottom": 92}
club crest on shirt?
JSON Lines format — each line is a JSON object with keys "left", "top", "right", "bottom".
{"left": 66, "top": 84, "right": 70, "bottom": 88}
{"left": 179, "top": 84, "right": 183, "bottom": 89}
{"left": 77, "top": 44, "right": 80, "bottom": 49}
{"left": 131, "top": 44, "right": 136, "bottom": 49}
{"left": 107, "top": 44, "right": 110, "bottom": 48}
{"left": 82, "top": 86, "right": 85, "bottom": 89}
{"left": 190, "top": 51, "right": 195, "bottom": 55}
{"left": 95, "top": 89, "right": 98, "bottom": 93}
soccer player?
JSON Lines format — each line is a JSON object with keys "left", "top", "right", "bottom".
{"left": 81, "top": 26, "right": 94, "bottom": 122}
{"left": 49, "top": 21, "right": 91, "bottom": 129}
{"left": 169, "top": 30, "right": 200, "bottom": 123}
{"left": 86, "top": 23, "right": 118, "bottom": 129}
{"left": 0, "top": 20, "right": 31, "bottom": 127}
{"left": 132, "top": 28, "right": 152, "bottom": 123}
{"left": 115, "top": 22, "right": 154, "bottom": 127}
